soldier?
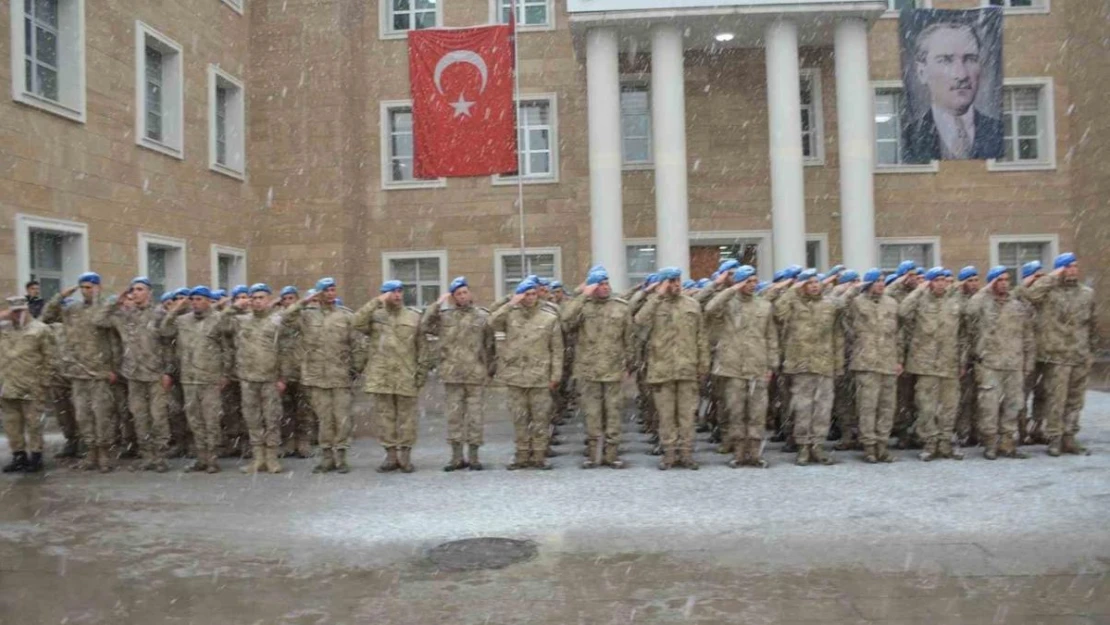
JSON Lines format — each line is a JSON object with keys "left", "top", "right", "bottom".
{"left": 0, "top": 296, "right": 55, "bottom": 473}
{"left": 887, "top": 260, "right": 922, "bottom": 449}
{"left": 765, "top": 265, "right": 802, "bottom": 448}
{"left": 277, "top": 285, "right": 314, "bottom": 458}
{"left": 772, "top": 269, "right": 845, "bottom": 466}
{"left": 560, "top": 268, "right": 632, "bottom": 469}
{"left": 704, "top": 265, "right": 779, "bottom": 468}
{"left": 965, "top": 267, "right": 1035, "bottom": 460}
{"left": 832, "top": 269, "right": 861, "bottom": 451}
{"left": 633, "top": 267, "right": 709, "bottom": 470}
{"left": 841, "top": 269, "right": 900, "bottom": 463}
{"left": 107, "top": 305, "right": 137, "bottom": 459}
{"left": 693, "top": 259, "right": 739, "bottom": 451}
{"left": 1014, "top": 260, "right": 1047, "bottom": 445}
{"left": 220, "top": 284, "right": 250, "bottom": 457}
{"left": 46, "top": 321, "right": 79, "bottom": 460}
{"left": 159, "top": 287, "right": 228, "bottom": 473}
{"left": 900, "top": 267, "right": 965, "bottom": 461}
{"left": 164, "top": 288, "right": 192, "bottom": 457}
{"left": 282, "top": 278, "right": 366, "bottom": 473}
{"left": 628, "top": 274, "right": 661, "bottom": 450}
{"left": 1019, "top": 253, "right": 1097, "bottom": 456}
{"left": 953, "top": 266, "right": 981, "bottom": 446}
{"left": 421, "top": 277, "right": 496, "bottom": 472}
{"left": 548, "top": 279, "right": 575, "bottom": 433}
{"left": 490, "top": 279, "right": 564, "bottom": 470}
{"left": 42, "top": 272, "right": 118, "bottom": 472}
{"left": 96, "top": 278, "right": 171, "bottom": 472}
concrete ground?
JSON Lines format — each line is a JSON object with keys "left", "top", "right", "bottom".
{"left": 1, "top": 380, "right": 1108, "bottom": 624}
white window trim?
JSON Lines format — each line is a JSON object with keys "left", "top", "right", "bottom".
{"left": 806, "top": 233, "right": 829, "bottom": 272}
{"left": 382, "top": 250, "right": 449, "bottom": 304}
{"left": 881, "top": 0, "right": 932, "bottom": 18}
{"left": 871, "top": 80, "right": 940, "bottom": 175}
{"left": 207, "top": 65, "right": 246, "bottom": 180}
{"left": 987, "top": 77, "right": 1057, "bottom": 173}
{"left": 134, "top": 21, "right": 184, "bottom": 160}
{"left": 138, "top": 232, "right": 187, "bottom": 288}
{"left": 988, "top": 234, "right": 1059, "bottom": 268}
{"left": 220, "top": 0, "right": 244, "bottom": 15}
{"left": 493, "top": 247, "right": 562, "bottom": 300}
{"left": 379, "top": 99, "right": 447, "bottom": 191}
{"left": 799, "top": 68, "right": 825, "bottom": 167}
{"left": 379, "top": 0, "right": 444, "bottom": 40}
{"left": 981, "top": 0, "right": 1049, "bottom": 15}
{"left": 8, "top": 0, "right": 87, "bottom": 123}
{"left": 210, "top": 244, "right": 247, "bottom": 287}
{"left": 876, "top": 236, "right": 942, "bottom": 270}
{"left": 620, "top": 78, "right": 653, "bottom": 171}
{"left": 488, "top": 0, "right": 556, "bottom": 32}
{"left": 492, "top": 93, "right": 560, "bottom": 186}
{"left": 14, "top": 213, "right": 89, "bottom": 288}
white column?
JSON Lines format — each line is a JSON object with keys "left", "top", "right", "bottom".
{"left": 765, "top": 19, "right": 807, "bottom": 269}
{"left": 834, "top": 18, "right": 877, "bottom": 271}
{"left": 586, "top": 28, "right": 627, "bottom": 290}
{"left": 651, "top": 25, "right": 690, "bottom": 277}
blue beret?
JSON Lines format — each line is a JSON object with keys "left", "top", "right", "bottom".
{"left": 987, "top": 266, "right": 1008, "bottom": 283}
{"left": 756, "top": 281, "right": 770, "bottom": 294}
{"left": 249, "top": 283, "right": 271, "bottom": 295}
{"left": 657, "top": 266, "right": 682, "bottom": 281}
{"left": 305, "top": 289, "right": 318, "bottom": 298}
{"left": 449, "top": 276, "right": 468, "bottom": 293}
{"left": 696, "top": 279, "right": 711, "bottom": 289}
{"left": 231, "top": 284, "right": 250, "bottom": 298}
{"left": 958, "top": 266, "right": 978, "bottom": 281}
{"left": 211, "top": 289, "right": 227, "bottom": 299}
{"left": 335, "top": 298, "right": 344, "bottom": 307}
{"left": 550, "top": 281, "right": 564, "bottom": 291}
{"left": 534, "top": 276, "right": 550, "bottom": 287}
{"left": 797, "top": 268, "right": 818, "bottom": 281}
{"left": 773, "top": 270, "right": 786, "bottom": 282}
{"left": 515, "top": 279, "right": 537, "bottom": 295}
{"left": 828, "top": 264, "right": 846, "bottom": 276}
{"left": 924, "top": 266, "right": 945, "bottom": 281}
{"left": 816, "top": 273, "right": 827, "bottom": 282}
{"left": 682, "top": 279, "right": 696, "bottom": 290}
{"left": 280, "top": 286, "right": 298, "bottom": 297}
{"left": 838, "top": 269, "right": 860, "bottom": 284}
{"left": 784, "top": 265, "right": 803, "bottom": 279}
{"left": 172, "top": 287, "right": 191, "bottom": 299}
{"left": 896, "top": 260, "right": 917, "bottom": 277}
{"left": 78, "top": 272, "right": 101, "bottom": 285}
{"left": 734, "top": 265, "right": 756, "bottom": 282}
{"left": 315, "top": 277, "right": 336, "bottom": 292}
{"left": 710, "top": 271, "right": 720, "bottom": 281}
{"left": 862, "top": 268, "right": 883, "bottom": 285}
{"left": 942, "top": 269, "right": 953, "bottom": 278}
{"left": 130, "top": 276, "right": 152, "bottom": 288}
{"left": 380, "top": 280, "right": 403, "bottom": 293}
{"left": 159, "top": 292, "right": 174, "bottom": 303}
{"left": 884, "top": 274, "right": 898, "bottom": 286}
{"left": 586, "top": 270, "right": 609, "bottom": 286}
{"left": 1021, "top": 260, "right": 1042, "bottom": 279}
{"left": 1054, "top": 252, "right": 1076, "bottom": 269}
{"left": 718, "top": 259, "right": 740, "bottom": 273}
{"left": 190, "top": 286, "right": 215, "bottom": 299}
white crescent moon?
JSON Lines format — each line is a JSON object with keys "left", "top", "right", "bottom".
{"left": 433, "top": 50, "right": 489, "bottom": 95}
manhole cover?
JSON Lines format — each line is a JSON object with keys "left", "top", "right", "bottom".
{"left": 426, "top": 537, "right": 538, "bottom": 571}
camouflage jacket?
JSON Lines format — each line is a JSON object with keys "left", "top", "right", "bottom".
{"left": 282, "top": 301, "right": 367, "bottom": 389}
{"left": 159, "top": 308, "right": 227, "bottom": 385}
{"left": 899, "top": 287, "right": 965, "bottom": 378}
{"left": 1018, "top": 274, "right": 1098, "bottom": 366}
{"left": 633, "top": 293, "right": 709, "bottom": 384}
{"left": 353, "top": 300, "right": 426, "bottom": 397}
{"left": 489, "top": 302, "right": 564, "bottom": 388}
{"left": 96, "top": 303, "right": 166, "bottom": 383}
{"left": 704, "top": 288, "right": 779, "bottom": 380}
{"left": 224, "top": 309, "right": 286, "bottom": 383}
{"left": 42, "top": 294, "right": 114, "bottom": 380}
{"left": 773, "top": 288, "right": 845, "bottom": 377}
{"left": 844, "top": 290, "right": 900, "bottom": 375}
{"left": 0, "top": 318, "right": 55, "bottom": 401}
{"left": 965, "top": 290, "right": 1034, "bottom": 374}
{"left": 559, "top": 294, "right": 632, "bottom": 383}
{"left": 420, "top": 301, "right": 495, "bottom": 385}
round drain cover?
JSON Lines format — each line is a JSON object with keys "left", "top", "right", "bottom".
{"left": 427, "top": 537, "right": 538, "bottom": 571}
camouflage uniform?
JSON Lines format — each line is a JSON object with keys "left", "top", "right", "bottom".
{"left": 704, "top": 288, "right": 779, "bottom": 466}
{"left": 886, "top": 281, "right": 918, "bottom": 446}
{"left": 844, "top": 289, "right": 900, "bottom": 460}
{"left": 277, "top": 311, "right": 313, "bottom": 456}
{"left": 47, "top": 323, "right": 79, "bottom": 456}
{"left": 627, "top": 289, "right": 657, "bottom": 439}
{"left": 0, "top": 317, "right": 54, "bottom": 456}
{"left": 108, "top": 329, "right": 136, "bottom": 456}
{"left": 219, "top": 308, "right": 248, "bottom": 456}
{"left": 694, "top": 283, "right": 727, "bottom": 446}
{"left": 560, "top": 293, "right": 632, "bottom": 467}
{"left": 1019, "top": 274, "right": 1098, "bottom": 452}
{"left": 490, "top": 301, "right": 564, "bottom": 468}
{"left": 224, "top": 308, "right": 287, "bottom": 471}
{"left": 763, "top": 287, "right": 792, "bottom": 443}
{"left": 159, "top": 307, "right": 227, "bottom": 471}
{"left": 953, "top": 287, "right": 980, "bottom": 445}
{"left": 899, "top": 287, "right": 965, "bottom": 457}
{"left": 633, "top": 292, "right": 709, "bottom": 468}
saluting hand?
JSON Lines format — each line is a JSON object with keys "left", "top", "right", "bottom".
{"left": 61, "top": 286, "right": 79, "bottom": 298}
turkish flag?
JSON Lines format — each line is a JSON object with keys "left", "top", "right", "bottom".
{"left": 408, "top": 25, "right": 517, "bottom": 178}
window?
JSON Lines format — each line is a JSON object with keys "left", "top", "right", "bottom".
{"left": 383, "top": 252, "right": 447, "bottom": 308}
{"left": 138, "top": 234, "right": 186, "bottom": 298}
{"left": 990, "top": 80, "right": 1056, "bottom": 171}
{"left": 494, "top": 95, "right": 559, "bottom": 184}
{"left": 877, "top": 238, "right": 939, "bottom": 272}
{"left": 806, "top": 235, "right": 828, "bottom": 272}
{"left": 493, "top": 0, "right": 552, "bottom": 29}
{"left": 985, "top": 0, "right": 1048, "bottom": 13}
{"left": 872, "top": 83, "right": 938, "bottom": 173}
{"left": 626, "top": 244, "right": 657, "bottom": 283}
{"left": 10, "top": 0, "right": 86, "bottom": 122}
{"left": 208, "top": 65, "right": 246, "bottom": 179}
{"left": 211, "top": 245, "right": 246, "bottom": 291}
{"left": 884, "top": 0, "right": 931, "bottom": 13}
{"left": 135, "top": 22, "right": 183, "bottom": 158}
{"left": 221, "top": 0, "right": 244, "bottom": 13}
{"left": 16, "top": 215, "right": 89, "bottom": 300}
{"left": 620, "top": 83, "right": 652, "bottom": 167}
{"left": 379, "top": 100, "right": 445, "bottom": 189}
{"left": 799, "top": 69, "right": 824, "bottom": 165}
{"left": 381, "top": 0, "right": 439, "bottom": 38}
{"left": 495, "top": 248, "right": 561, "bottom": 299}
{"left": 990, "top": 235, "right": 1057, "bottom": 282}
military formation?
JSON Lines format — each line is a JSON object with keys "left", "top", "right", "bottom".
{"left": 0, "top": 251, "right": 1097, "bottom": 475}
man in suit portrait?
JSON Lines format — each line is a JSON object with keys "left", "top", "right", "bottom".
{"left": 904, "top": 21, "right": 1004, "bottom": 163}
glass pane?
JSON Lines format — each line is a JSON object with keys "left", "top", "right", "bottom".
{"left": 1013, "top": 88, "right": 1039, "bottom": 111}
{"left": 1018, "top": 139, "right": 1038, "bottom": 160}
{"left": 34, "top": 0, "right": 58, "bottom": 28}
{"left": 148, "top": 247, "right": 167, "bottom": 282}
{"left": 391, "top": 259, "right": 417, "bottom": 282}
{"left": 625, "top": 138, "right": 650, "bottom": 163}
{"left": 392, "top": 133, "right": 413, "bottom": 158}
{"left": 799, "top": 80, "right": 812, "bottom": 105}
{"left": 418, "top": 257, "right": 439, "bottom": 277}
{"left": 529, "top": 152, "right": 550, "bottom": 175}
{"left": 1003, "top": 139, "right": 1014, "bottom": 161}
{"left": 801, "top": 134, "right": 812, "bottom": 158}
{"left": 1018, "top": 115, "right": 1037, "bottom": 137}
{"left": 36, "top": 64, "right": 58, "bottom": 100}
{"left": 31, "top": 231, "right": 64, "bottom": 270}
{"left": 528, "top": 129, "right": 548, "bottom": 150}
{"left": 414, "top": 11, "right": 436, "bottom": 29}
{"left": 800, "top": 108, "right": 811, "bottom": 131}
{"left": 528, "top": 254, "right": 555, "bottom": 277}
{"left": 393, "top": 0, "right": 410, "bottom": 10}
{"left": 393, "top": 13, "right": 410, "bottom": 31}
{"left": 146, "top": 111, "right": 162, "bottom": 141}
{"left": 218, "top": 257, "right": 231, "bottom": 290}
{"left": 36, "top": 27, "right": 56, "bottom": 66}
{"left": 401, "top": 285, "right": 418, "bottom": 307}
{"left": 626, "top": 246, "right": 656, "bottom": 275}
{"left": 25, "top": 59, "right": 33, "bottom": 93}
{"left": 391, "top": 110, "right": 412, "bottom": 132}
{"left": 521, "top": 102, "right": 548, "bottom": 125}
{"left": 421, "top": 285, "right": 439, "bottom": 306}
{"left": 146, "top": 83, "right": 162, "bottom": 114}
{"left": 876, "top": 118, "right": 896, "bottom": 141}
{"left": 806, "top": 241, "right": 820, "bottom": 270}
{"left": 146, "top": 47, "right": 162, "bottom": 81}
{"left": 877, "top": 141, "right": 898, "bottom": 165}
{"left": 502, "top": 255, "right": 523, "bottom": 280}
{"left": 39, "top": 277, "right": 62, "bottom": 300}
{"left": 524, "top": 5, "right": 546, "bottom": 24}
{"left": 415, "top": 0, "right": 435, "bottom": 8}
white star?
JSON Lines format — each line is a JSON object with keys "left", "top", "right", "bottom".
{"left": 449, "top": 93, "right": 475, "bottom": 118}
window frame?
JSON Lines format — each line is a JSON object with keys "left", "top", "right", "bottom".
{"left": 210, "top": 244, "right": 247, "bottom": 291}
{"left": 135, "top": 21, "right": 184, "bottom": 159}
{"left": 989, "top": 234, "right": 1059, "bottom": 276}
{"left": 381, "top": 250, "right": 449, "bottom": 308}
{"left": 981, "top": 0, "right": 1049, "bottom": 15}
{"left": 380, "top": 0, "right": 443, "bottom": 40}
{"left": 493, "top": 247, "right": 562, "bottom": 300}
{"left": 489, "top": 0, "right": 555, "bottom": 32}
{"left": 138, "top": 233, "right": 187, "bottom": 297}
{"left": 881, "top": 0, "right": 932, "bottom": 18}
{"left": 14, "top": 214, "right": 90, "bottom": 293}
{"left": 987, "top": 77, "right": 1056, "bottom": 173}
{"left": 805, "top": 233, "right": 829, "bottom": 272}
{"left": 876, "top": 236, "right": 941, "bottom": 272}
{"left": 871, "top": 80, "right": 940, "bottom": 174}
{"left": 619, "top": 79, "right": 653, "bottom": 170}
{"left": 207, "top": 65, "right": 246, "bottom": 180}
{"left": 799, "top": 68, "right": 825, "bottom": 166}
{"left": 9, "top": 0, "right": 87, "bottom": 123}
{"left": 624, "top": 239, "right": 658, "bottom": 284}
{"left": 492, "top": 93, "right": 560, "bottom": 186}
{"left": 220, "top": 0, "right": 244, "bottom": 15}
{"left": 378, "top": 99, "right": 446, "bottom": 190}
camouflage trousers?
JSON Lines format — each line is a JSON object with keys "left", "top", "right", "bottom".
{"left": 854, "top": 372, "right": 896, "bottom": 447}
{"left": 722, "top": 376, "right": 768, "bottom": 443}
{"left": 652, "top": 380, "right": 698, "bottom": 453}
{"left": 166, "top": 378, "right": 190, "bottom": 452}
{"left": 833, "top": 373, "right": 856, "bottom": 438}
{"left": 113, "top": 381, "right": 135, "bottom": 451}
{"left": 72, "top": 378, "right": 115, "bottom": 449}
{"left": 1017, "top": 365, "right": 1045, "bottom": 442}
{"left": 50, "top": 384, "right": 77, "bottom": 443}
{"left": 183, "top": 383, "right": 222, "bottom": 461}
{"left": 955, "top": 369, "right": 979, "bottom": 442}
{"left": 241, "top": 381, "right": 282, "bottom": 449}
{"left": 308, "top": 387, "right": 353, "bottom": 451}
{"left": 127, "top": 380, "right": 170, "bottom": 458}
{"left": 445, "top": 383, "right": 485, "bottom": 446}
{"left": 374, "top": 393, "right": 418, "bottom": 449}
{"left": 508, "top": 386, "right": 553, "bottom": 454}
{"left": 769, "top": 371, "right": 792, "bottom": 437}
{"left": 913, "top": 375, "right": 958, "bottom": 444}
{"left": 1040, "top": 362, "right": 1088, "bottom": 439}
{"left": 790, "top": 373, "right": 834, "bottom": 446}
{"left": 975, "top": 367, "right": 1023, "bottom": 444}
{"left": 893, "top": 373, "right": 918, "bottom": 443}
{"left": 221, "top": 380, "right": 246, "bottom": 452}
{"left": 280, "top": 380, "right": 315, "bottom": 451}
{"left": 579, "top": 380, "right": 623, "bottom": 449}
{"left": 1, "top": 398, "right": 44, "bottom": 454}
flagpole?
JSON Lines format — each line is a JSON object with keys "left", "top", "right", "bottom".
{"left": 511, "top": 4, "right": 527, "bottom": 275}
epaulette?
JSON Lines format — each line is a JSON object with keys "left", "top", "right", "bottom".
{"left": 407, "top": 306, "right": 422, "bottom": 314}
{"left": 612, "top": 297, "right": 628, "bottom": 305}
{"left": 476, "top": 307, "right": 491, "bottom": 314}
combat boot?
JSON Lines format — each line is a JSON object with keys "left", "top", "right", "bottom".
{"left": 937, "top": 439, "right": 964, "bottom": 460}
{"left": 862, "top": 444, "right": 878, "bottom": 464}
{"left": 75, "top": 447, "right": 99, "bottom": 471}
{"left": 876, "top": 442, "right": 895, "bottom": 463}
{"left": 55, "top": 439, "right": 79, "bottom": 459}
{"left": 507, "top": 449, "right": 530, "bottom": 470}
{"left": 657, "top": 448, "right": 675, "bottom": 471}
{"left": 205, "top": 454, "right": 221, "bottom": 473}
{"left": 444, "top": 443, "right": 468, "bottom": 472}
{"left": 398, "top": 447, "right": 416, "bottom": 473}
{"left": 1061, "top": 434, "right": 1088, "bottom": 455}
{"left": 917, "top": 440, "right": 937, "bottom": 462}
{"left": 530, "top": 448, "right": 552, "bottom": 470}
{"left": 24, "top": 452, "right": 43, "bottom": 473}
{"left": 650, "top": 444, "right": 664, "bottom": 456}
{"left": 152, "top": 457, "right": 170, "bottom": 473}
{"left": 467, "top": 444, "right": 483, "bottom": 471}
{"left": 602, "top": 444, "right": 624, "bottom": 469}
{"left": 795, "top": 445, "right": 812, "bottom": 466}
{"left": 728, "top": 444, "right": 745, "bottom": 469}
{"left": 374, "top": 448, "right": 396, "bottom": 473}
{"left": 264, "top": 447, "right": 283, "bottom": 474}
{"left": 716, "top": 440, "right": 732, "bottom": 455}
{"left": 240, "top": 446, "right": 265, "bottom": 474}
{"left": 983, "top": 437, "right": 999, "bottom": 460}
{"left": 834, "top": 430, "right": 856, "bottom": 452}
{"left": 810, "top": 444, "right": 834, "bottom": 466}
{"left": 678, "top": 449, "right": 699, "bottom": 470}
{"left": 2, "top": 452, "right": 28, "bottom": 473}
{"left": 999, "top": 436, "right": 1027, "bottom": 459}
{"left": 295, "top": 437, "right": 313, "bottom": 459}
{"left": 581, "top": 439, "right": 598, "bottom": 469}
{"left": 97, "top": 447, "right": 115, "bottom": 473}
{"left": 1046, "top": 436, "right": 1062, "bottom": 457}
{"left": 335, "top": 449, "right": 350, "bottom": 474}
{"left": 183, "top": 447, "right": 208, "bottom": 473}
{"left": 782, "top": 438, "right": 799, "bottom": 454}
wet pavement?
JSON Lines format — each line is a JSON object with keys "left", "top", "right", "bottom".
{"left": 1, "top": 382, "right": 1108, "bottom": 624}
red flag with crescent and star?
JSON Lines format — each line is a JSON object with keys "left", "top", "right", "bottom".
{"left": 408, "top": 25, "right": 517, "bottom": 178}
